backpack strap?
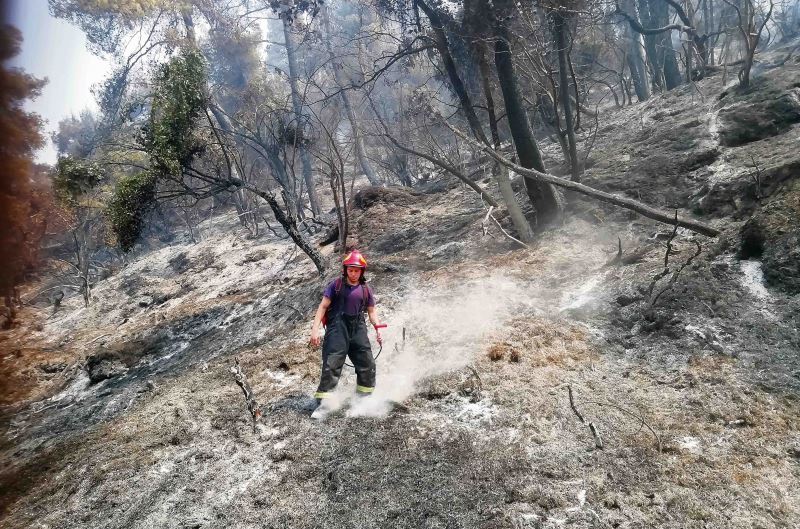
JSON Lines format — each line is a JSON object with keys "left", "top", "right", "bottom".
{"left": 361, "top": 283, "right": 370, "bottom": 313}
{"left": 322, "top": 278, "right": 343, "bottom": 327}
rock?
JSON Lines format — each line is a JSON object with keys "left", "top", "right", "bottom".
{"left": 137, "top": 296, "right": 154, "bottom": 308}
{"left": 429, "top": 242, "right": 464, "bottom": 260}
{"left": 153, "top": 293, "right": 172, "bottom": 305}
{"left": 169, "top": 252, "right": 191, "bottom": 274}
{"left": 742, "top": 184, "right": 800, "bottom": 294}
{"left": 690, "top": 156, "right": 800, "bottom": 217}
{"left": 371, "top": 227, "right": 421, "bottom": 253}
{"left": 717, "top": 88, "right": 800, "bottom": 147}
{"left": 369, "top": 261, "right": 408, "bottom": 273}
{"left": 616, "top": 294, "right": 641, "bottom": 307}
{"left": 39, "top": 362, "right": 68, "bottom": 374}
{"left": 351, "top": 186, "right": 419, "bottom": 210}
{"left": 680, "top": 147, "right": 720, "bottom": 171}
{"left": 86, "top": 354, "right": 128, "bottom": 384}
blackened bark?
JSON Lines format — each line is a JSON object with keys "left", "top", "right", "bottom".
{"left": 476, "top": 44, "right": 501, "bottom": 149}
{"left": 550, "top": 11, "right": 581, "bottom": 181}
{"left": 661, "top": 0, "right": 709, "bottom": 67}
{"left": 476, "top": 42, "right": 532, "bottom": 241}
{"left": 417, "top": 0, "right": 534, "bottom": 240}
{"left": 620, "top": 0, "right": 652, "bottom": 99}
{"left": 651, "top": 0, "right": 683, "bottom": 88}
{"left": 282, "top": 14, "right": 321, "bottom": 217}
{"left": 637, "top": 0, "right": 663, "bottom": 90}
{"left": 494, "top": 33, "right": 561, "bottom": 225}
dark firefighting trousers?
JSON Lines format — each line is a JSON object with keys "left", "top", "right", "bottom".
{"left": 315, "top": 314, "right": 376, "bottom": 399}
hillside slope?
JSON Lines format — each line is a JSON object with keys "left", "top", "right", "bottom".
{"left": 1, "top": 57, "right": 800, "bottom": 528}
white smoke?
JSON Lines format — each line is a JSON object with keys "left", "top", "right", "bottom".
{"left": 343, "top": 273, "right": 532, "bottom": 418}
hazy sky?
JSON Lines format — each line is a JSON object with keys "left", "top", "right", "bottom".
{"left": 9, "top": 0, "right": 110, "bottom": 164}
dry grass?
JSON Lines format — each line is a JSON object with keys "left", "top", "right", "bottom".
{"left": 486, "top": 316, "right": 596, "bottom": 368}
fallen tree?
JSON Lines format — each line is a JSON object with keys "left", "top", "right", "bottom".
{"left": 445, "top": 123, "right": 720, "bottom": 237}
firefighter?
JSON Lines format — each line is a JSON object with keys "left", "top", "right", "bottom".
{"left": 309, "top": 250, "right": 382, "bottom": 417}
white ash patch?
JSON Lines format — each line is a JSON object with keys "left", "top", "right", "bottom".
{"left": 678, "top": 436, "right": 702, "bottom": 454}
{"left": 262, "top": 369, "right": 299, "bottom": 389}
{"left": 684, "top": 323, "right": 728, "bottom": 354}
{"left": 738, "top": 259, "right": 777, "bottom": 321}
{"left": 49, "top": 369, "right": 92, "bottom": 403}
{"left": 436, "top": 395, "right": 498, "bottom": 426}
{"left": 739, "top": 260, "right": 771, "bottom": 300}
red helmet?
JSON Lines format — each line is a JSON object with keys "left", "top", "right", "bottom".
{"left": 342, "top": 250, "right": 367, "bottom": 269}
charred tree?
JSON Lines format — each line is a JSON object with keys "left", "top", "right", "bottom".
{"left": 492, "top": 0, "right": 562, "bottom": 225}
{"left": 612, "top": 0, "right": 652, "bottom": 99}
{"left": 320, "top": 4, "right": 381, "bottom": 186}
{"left": 648, "top": 0, "right": 683, "bottom": 89}
{"left": 548, "top": 8, "right": 582, "bottom": 181}
{"left": 280, "top": 6, "right": 321, "bottom": 217}
{"left": 416, "top": 0, "right": 535, "bottom": 242}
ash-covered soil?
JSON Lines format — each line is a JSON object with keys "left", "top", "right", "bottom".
{"left": 2, "top": 53, "right": 800, "bottom": 529}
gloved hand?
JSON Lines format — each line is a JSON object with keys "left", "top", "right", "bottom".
{"left": 310, "top": 329, "right": 321, "bottom": 347}
{"left": 373, "top": 323, "right": 386, "bottom": 345}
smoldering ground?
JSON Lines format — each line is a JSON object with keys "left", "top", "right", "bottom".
{"left": 338, "top": 259, "right": 611, "bottom": 419}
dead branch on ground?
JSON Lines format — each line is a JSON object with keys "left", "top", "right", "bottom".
{"left": 460, "top": 365, "right": 483, "bottom": 402}
{"left": 749, "top": 154, "right": 762, "bottom": 200}
{"left": 584, "top": 399, "right": 663, "bottom": 453}
{"left": 568, "top": 385, "right": 604, "bottom": 449}
{"left": 481, "top": 205, "right": 494, "bottom": 236}
{"left": 230, "top": 357, "right": 262, "bottom": 433}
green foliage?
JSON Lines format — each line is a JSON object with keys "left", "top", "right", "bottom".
{"left": 106, "top": 49, "right": 208, "bottom": 252}
{"left": 107, "top": 171, "right": 156, "bottom": 252}
{"left": 140, "top": 49, "right": 208, "bottom": 177}
{"left": 53, "top": 156, "right": 105, "bottom": 204}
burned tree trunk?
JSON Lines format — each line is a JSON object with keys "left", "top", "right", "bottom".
{"left": 321, "top": 5, "right": 381, "bottom": 186}
{"left": 417, "top": 0, "right": 534, "bottom": 242}
{"left": 549, "top": 9, "right": 582, "bottom": 181}
{"left": 650, "top": 0, "right": 683, "bottom": 89}
{"left": 493, "top": 24, "right": 562, "bottom": 226}
{"left": 282, "top": 11, "right": 320, "bottom": 217}
{"left": 619, "top": 0, "right": 652, "bottom": 100}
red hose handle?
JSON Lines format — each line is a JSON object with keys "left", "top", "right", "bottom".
{"left": 373, "top": 324, "right": 388, "bottom": 329}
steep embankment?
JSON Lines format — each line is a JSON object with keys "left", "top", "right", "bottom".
{"left": 2, "top": 57, "right": 800, "bottom": 528}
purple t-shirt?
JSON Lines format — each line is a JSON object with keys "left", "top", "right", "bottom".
{"left": 323, "top": 280, "right": 375, "bottom": 317}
